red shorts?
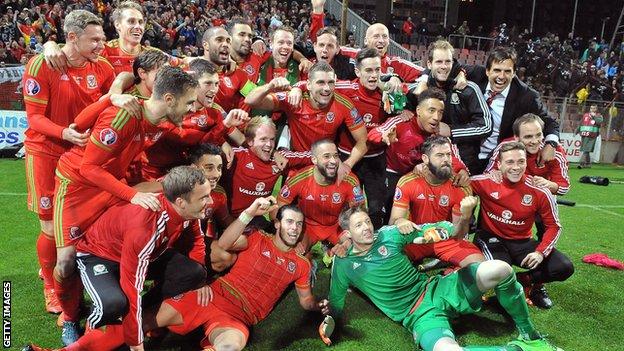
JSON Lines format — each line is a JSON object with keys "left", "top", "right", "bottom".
{"left": 53, "top": 170, "right": 120, "bottom": 247}
{"left": 404, "top": 238, "right": 482, "bottom": 266}
{"left": 165, "top": 282, "right": 252, "bottom": 348}
{"left": 25, "top": 152, "right": 58, "bottom": 220}
{"left": 306, "top": 224, "right": 341, "bottom": 245}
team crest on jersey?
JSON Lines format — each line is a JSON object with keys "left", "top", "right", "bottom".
{"left": 326, "top": 112, "right": 335, "bottom": 123}
{"left": 280, "top": 186, "right": 290, "bottom": 198}
{"left": 244, "top": 64, "right": 255, "bottom": 75}
{"left": 86, "top": 75, "right": 98, "bottom": 89}
{"left": 223, "top": 76, "right": 233, "bottom": 88}
{"left": 377, "top": 245, "right": 388, "bottom": 257}
{"left": 450, "top": 92, "right": 460, "bottom": 105}
{"left": 39, "top": 196, "right": 51, "bottom": 210}
{"left": 69, "top": 226, "right": 82, "bottom": 240}
{"left": 332, "top": 192, "right": 342, "bottom": 204}
{"left": 522, "top": 194, "right": 533, "bottom": 206}
{"left": 256, "top": 182, "right": 266, "bottom": 192}
{"left": 394, "top": 188, "right": 402, "bottom": 201}
{"left": 25, "top": 78, "right": 40, "bottom": 95}
{"left": 502, "top": 210, "right": 513, "bottom": 220}
{"left": 439, "top": 195, "right": 449, "bottom": 207}
{"left": 195, "top": 115, "right": 208, "bottom": 128}
{"left": 287, "top": 261, "right": 296, "bottom": 273}
{"left": 363, "top": 113, "right": 373, "bottom": 124}
{"left": 99, "top": 128, "right": 117, "bottom": 146}
{"left": 93, "top": 264, "right": 108, "bottom": 276}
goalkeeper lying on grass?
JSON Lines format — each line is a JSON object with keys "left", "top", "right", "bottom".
{"left": 325, "top": 202, "right": 563, "bottom": 351}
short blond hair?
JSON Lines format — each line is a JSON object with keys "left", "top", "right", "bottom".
{"left": 111, "top": 1, "right": 143, "bottom": 25}
{"left": 63, "top": 10, "right": 103, "bottom": 36}
{"left": 427, "top": 40, "right": 454, "bottom": 62}
{"left": 244, "top": 116, "right": 276, "bottom": 142}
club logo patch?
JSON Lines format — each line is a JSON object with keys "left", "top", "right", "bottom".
{"left": 501, "top": 210, "right": 513, "bottom": 220}
{"left": 280, "top": 186, "right": 290, "bottom": 198}
{"left": 223, "top": 76, "right": 233, "bottom": 88}
{"left": 378, "top": 245, "right": 388, "bottom": 257}
{"left": 439, "top": 195, "right": 449, "bottom": 207}
{"left": 394, "top": 188, "right": 402, "bottom": 201}
{"left": 93, "top": 264, "right": 108, "bottom": 276}
{"left": 69, "top": 226, "right": 82, "bottom": 240}
{"left": 450, "top": 92, "right": 460, "bottom": 104}
{"left": 195, "top": 115, "right": 208, "bottom": 128}
{"left": 86, "top": 74, "right": 98, "bottom": 89}
{"left": 244, "top": 64, "right": 255, "bottom": 75}
{"left": 521, "top": 194, "right": 533, "bottom": 206}
{"left": 99, "top": 128, "right": 118, "bottom": 146}
{"left": 39, "top": 196, "right": 51, "bottom": 210}
{"left": 25, "top": 78, "right": 40, "bottom": 95}
{"left": 332, "top": 192, "right": 342, "bottom": 204}
{"left": 287, "top": 261, "right": 296, "bottom": 273}
{"left": 326, "top": 112, "right": 335, "bottom": 123}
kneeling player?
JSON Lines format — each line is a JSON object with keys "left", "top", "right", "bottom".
{"left": 328, "top": 206, "right": 564, "bottom": 351}
{"left": 389, "top": 136, "right": 484, "bottom": 270}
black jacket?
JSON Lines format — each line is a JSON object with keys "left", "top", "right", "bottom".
{"left": 466, "top": 65, "right": 560, "bottom": 144}
{"left": 409, "top": 76, "right": 493, "bottom": 175}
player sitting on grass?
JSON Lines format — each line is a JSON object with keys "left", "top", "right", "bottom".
{"left": 327, "top": 205, "right": 564, "bottom": 351}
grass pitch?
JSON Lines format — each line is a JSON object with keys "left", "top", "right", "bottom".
{"left": 1, "top": 159, "right": 623, "bottom": 350}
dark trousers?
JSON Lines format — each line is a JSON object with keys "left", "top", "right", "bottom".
{"left": 384, "top": 170, "right": 403, "bottom": 226}
{"left": 76, "top": 250, "right": 206, "bottom": 328}
{"left": 339, "top": 152, "right": 388, "bottom": 229}
{"left": 474, "top": 230, "right": 574, "bottom": 284}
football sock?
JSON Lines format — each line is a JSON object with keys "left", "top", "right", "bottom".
{"left": 494, "top": 273, "right": 540, "bottom": 340}
{"left": 53, "top": 272, "right": 82, "bottom": 322}
{"left": 36, "top": 232, "right": 56, "bottom": 289}
{"left": 65, "top": 325, "right": 124, "bottom": 351}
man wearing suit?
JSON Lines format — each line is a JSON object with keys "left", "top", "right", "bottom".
{"left": 466, "top": 47, "right": 560, "bottom": 174}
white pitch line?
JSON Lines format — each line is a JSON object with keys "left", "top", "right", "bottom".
{"left": 0, "top": 192, "right": 27, "bottom": 196}
{"left": 575, "top": 204, "right": 624, "bottom": 209}
{"left": 574, "top": 204, "right": 624, "bottom": 218}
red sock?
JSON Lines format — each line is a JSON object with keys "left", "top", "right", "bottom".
{"left": 53, "top": 273, "right": 82, "bottom": 321}
{"left": 36, "top": 233, "right": 56, "bottom": 289}
{"left": 65, "top": 325, "right": 124, "bottom": 351}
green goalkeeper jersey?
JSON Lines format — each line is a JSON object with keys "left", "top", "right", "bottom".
{"left": 329, "top": 225, "right": 434, "bottom": 322}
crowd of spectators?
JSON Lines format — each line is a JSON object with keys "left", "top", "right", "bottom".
{"left": 1, "top": 0, "right": 623, "bottom": 103}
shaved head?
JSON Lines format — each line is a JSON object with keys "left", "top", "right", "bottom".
{"left": 364, "top": 23, "right": 390, "bottom": 56}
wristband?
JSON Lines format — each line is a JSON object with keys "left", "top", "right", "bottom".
{"left": 238, "top": 211, "right": 253, "bottom": 225}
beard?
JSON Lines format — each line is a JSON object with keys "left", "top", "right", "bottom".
{"left": 428, "top": 162, "right": 452, "bottom": 181}
{"left": 318, "top": 164, "right": 337, "bottom": 182}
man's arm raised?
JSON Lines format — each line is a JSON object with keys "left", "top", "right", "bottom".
{"left": 218, "top": 196, "right": 278, "bottom": 250}
{"left": 244, "top": 77, "right": 291, "bottom": 111}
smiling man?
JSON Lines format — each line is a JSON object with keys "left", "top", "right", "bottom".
{"left": 472, "top": 141, "right": 574, "bottom": 309}
{"left": 466, "top": 47, "right": 561, "bottom": 174}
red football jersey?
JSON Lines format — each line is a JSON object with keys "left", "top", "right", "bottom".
{"left": 393, "top": 173, "right": 471, "bottom": 224}
{"left": 340, "top": 47, "right": 424, "bottom": 82}
{"left": 23, "top": 54, "right": 115, "bottom": 157}
{"left": 238, "top": 52, "right": 271, "bottom": 82}
{"left": 471, "top": 175, "right": 561, "bottom": 256}
{"left": 272, "top": 92, "right": 365, "bottom": 152}
{"left": 218, "top": 230, "right": 311, "bottom": 322}
{"left": 215, "top": 68, "right": 255, "bottom": 112}
{"left": 369, "top": 116, "right": 466, "bottom": 175}
{"left": 102, "top": 39, "right": 182, "bottom": 75}
{"left": 202, "top": 185, "right": 230, "bottom": 239}
{"left": 141, "top": 104, "right": 229, "bottom": 181}
{"left": 277, "top": 166, "right": 364, "bottom": 243}
{"left": 225, "top": 147, "right": 311, "bottom": 216}
{"left": 485, "top": 139, "right": 570, "bottom": 195}
{"left": 56, "top": 102, "right": 169, "bottom": 202}
{"left": 75, "top": 194, "right": 204, "bottom": 346}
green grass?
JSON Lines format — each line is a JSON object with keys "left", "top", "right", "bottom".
{"left": 1, "top": 159, "right": 623, "bottom": 350}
